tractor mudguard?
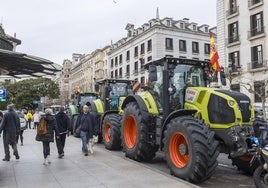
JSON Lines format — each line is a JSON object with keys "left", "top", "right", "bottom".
{"left": 122, "top": 95, "right": 151, "bottom": 121}
{"left": 91, "top": 99, "right": 104, "bottom": 114}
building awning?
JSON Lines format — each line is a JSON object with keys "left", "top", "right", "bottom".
{"left": 0, "top": 49, "right": 61, "bottom": 78}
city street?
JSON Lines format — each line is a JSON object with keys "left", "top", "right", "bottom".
{"left": 0, "top": 129, "right": 197, "bottom": 188}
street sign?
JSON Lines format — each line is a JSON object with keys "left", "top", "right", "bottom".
{"left": 0, "top": 88, "right": 7, "bottom": 102}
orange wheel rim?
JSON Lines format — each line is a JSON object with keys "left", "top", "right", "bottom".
{"left": 104, "top": 123, "right": 111, "bottom": 142}
{"left": 169, "top": 132, "right": 189, "bottom": 168}
{"left": 124, "top": 115, "right": 137, "bottom": 148}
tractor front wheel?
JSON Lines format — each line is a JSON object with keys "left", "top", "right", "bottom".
{"left": 102, "top": 114, "right": 122, "bottom": 150}
{"left": 164, "top": 116, "right": 219, "bottom": 183}
{"left": 121, "top": 102, "right": 158, "bottom": 161}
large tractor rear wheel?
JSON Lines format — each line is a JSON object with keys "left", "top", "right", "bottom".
{"left": 102, "top": 114, "right": 122, "bottom": 150}
{"left": 164, "top": 116, "right": 219, "bottom": 183}
{"left": 121, "top": 102, "right": 158, "bottom": 161}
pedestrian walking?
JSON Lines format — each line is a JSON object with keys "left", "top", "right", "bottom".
{"left": 35, "top": 108, "right": 58, "bottom": 165}
{"left": 26, "top": 111, "right": 33, "bottom": 129}
{"left": 0, "top": 104, "right": 20, "bottom": 161}
{"left": 16, "top": 111, "right": 27, "bottom": 146}
{"left": 74, "top": 104, "right": 97, "bottom": 156}
{"left": 33, "top": 110, "right": 40, "bottom": 129}
{"left": 55, "top": 106, "right": 70, "bottom": 158}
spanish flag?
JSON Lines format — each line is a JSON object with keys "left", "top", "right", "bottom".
{"left": 210, "top": 32, "right": 221, "bottom": 72}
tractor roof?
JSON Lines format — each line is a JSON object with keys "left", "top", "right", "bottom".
{"left": 145, "top": 57, "right": 210, "bottom": 69}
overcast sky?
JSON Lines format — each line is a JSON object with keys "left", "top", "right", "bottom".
{"left": 1, "top": 0, "right": 216, "bottom": 65}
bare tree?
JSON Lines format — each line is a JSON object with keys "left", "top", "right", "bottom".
{"left": 241, "top": 80, "right": 268, "bottom": 120}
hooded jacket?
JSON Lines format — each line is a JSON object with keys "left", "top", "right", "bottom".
{"left": 55, "top": 111, "right": 70, "bottom": 134}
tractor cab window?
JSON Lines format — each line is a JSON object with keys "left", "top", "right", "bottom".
{"left": 149, "top": 66, "right": 164, "bottom": 109}
{"left": 170, "top": 65, "right": 205, "bottom": 109}
{"left": 109, "top": 82, "right": 134, "bottom": 109}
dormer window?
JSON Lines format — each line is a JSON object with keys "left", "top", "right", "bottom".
{"left": 180, "top": 22, "right": 184, "bottom": 29}
{"left": 128, "top": 30, "right": 132, "bottom": 37}
{"left": 193, "top": 25, "right": 197, "bottom": 31}
{"left": 167, "top": 20, "right": 171, "bottom": 27}
{"left": 205, "top": 27, "right": 208, "bottom": 32}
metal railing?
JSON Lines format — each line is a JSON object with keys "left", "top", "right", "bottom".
{"left": 226, "top": 6, "right": 239, "bottom": 17}
{"left": 248, "top": 26, "right": 265, "bottom": 38}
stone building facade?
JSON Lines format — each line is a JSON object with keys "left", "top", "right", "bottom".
{"left": 217, "top": 0, "right": 268, "bottom": 103}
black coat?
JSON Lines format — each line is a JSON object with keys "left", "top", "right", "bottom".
{"left": 55, "top": 111, "right": 70, "bottom": 134}
{"left": 36, "top": 114, "right": 58, "bottom": 142}
{"left": 75, "top": 112, "right": 97, "bottom": 139}
{"left": 0, "top": 110, "right": 20, "bottom": 134}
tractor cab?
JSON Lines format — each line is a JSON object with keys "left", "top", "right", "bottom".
{"left": 147, "top": 57, "right": 210, "bottom": 116}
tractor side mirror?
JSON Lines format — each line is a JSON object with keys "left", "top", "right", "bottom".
{"left": 94, "top": 84, "right": 99, "bottom": 92}
{"left": 220, "top": 69, "right": 226, "bottom": 86}
{"left": 148, "top": 65, "right": 157, "bottom": 82}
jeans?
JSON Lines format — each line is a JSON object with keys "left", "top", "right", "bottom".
{"left": 80, "top": 130, "right": 89, "bottom": 154}
{"left": 16, "top": 130, "right": 24, "bottom": 144}
{"left": 56, "top": 133, "right": 67, "bottom": 155}
{"left": 42, "top": 141, "right": 50, "bottom": 158}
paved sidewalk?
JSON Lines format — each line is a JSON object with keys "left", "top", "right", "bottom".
{"left": 0, "top": 129, "right": 199, "bottom": 188}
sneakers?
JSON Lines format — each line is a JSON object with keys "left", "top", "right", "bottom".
{"left": 47, "top": 155, "right": 51, "bottom": 164}
{"left": 15, "top": 154, "right": 20, "bottom": 160}
{"left": 58, "top": 153, "right": 64, "bottom": 159}
{"left": 43, "top": 158, "right": 48, "bottom": 165}
{"left": 84, "top": 153, "right": 88, "bottom": 156}
{"left": 2, "top": 158, "right": 10, "bottom": 161}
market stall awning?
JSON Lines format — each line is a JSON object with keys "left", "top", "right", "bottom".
{"left": 0, "top": 49, "right": 61, "bottom": 78}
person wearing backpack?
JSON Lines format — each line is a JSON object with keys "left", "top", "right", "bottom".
{"left": 35, "top": 108, "right": 59, "bottom": 165}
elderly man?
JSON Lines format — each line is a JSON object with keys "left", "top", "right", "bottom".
{"left": 0, "top": 104, "right": 20, "bottom": 161}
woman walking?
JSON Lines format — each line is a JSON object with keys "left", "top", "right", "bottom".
{"left": 35, "top": 108, "right": 58, "bottom": 165}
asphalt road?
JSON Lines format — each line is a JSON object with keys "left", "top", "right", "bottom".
{"left": 98, "top": 144, "right": 256, "bottom": 188}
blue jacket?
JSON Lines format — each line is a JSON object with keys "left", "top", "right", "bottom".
{"left": 75, "top": 112, "right": 97, "bottom": 139}
{"left": 0, "top": 110, "right": 20, "bottom": 134}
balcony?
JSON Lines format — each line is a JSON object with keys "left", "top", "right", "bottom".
{"left": 125, "top": 72, "right": 130, "bottom": 78}
{"left": 248, "top": 26, "right": 265, "bottom": 40}
{"left": 247, "top": 60, "right": 268, "bottom": 72}
{"left": 226, "top": 35, "right": 240, "bottom": 46}
{"left": 133, "top": 69, "right": 139, "bottom": 76}
{"left": 226, "top": 6, "right": 239, "bottom": 19}
{"left": 248, "top": 0, "right": 263, "bottom": 9}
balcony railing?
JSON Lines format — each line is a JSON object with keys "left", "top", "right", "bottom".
{"left": 226, "top": 6, "right": 239, "bottom": 17}
{"left": 227, "top": 35, "right": 240, "bottom": 44}
{"left": 248, "top": 26, "right": 265, "bottom": 38}
{"left": 247, "top": 60, "right": 268, "bottom": 70}
{"left": 248, "top": 0, "right": 263, "bottom": 8}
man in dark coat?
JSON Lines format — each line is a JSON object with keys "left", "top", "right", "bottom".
{"left": 75, "top": 104, "right": 97, "bottom": 156}
{"left": 0, "top": 104, "right": 20, "bottom": 161}
{"left": 55, "top": 106, "right": 70, "bottom": 158}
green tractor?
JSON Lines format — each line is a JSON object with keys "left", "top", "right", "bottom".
{"left": 90, "top": 79, "right": 134, "bottom": 149}
{"left": 69, "top": 91, "right": 98, "bottom": 136}
{"left": 121, "top": 57, "right": 256, "bottom": 183}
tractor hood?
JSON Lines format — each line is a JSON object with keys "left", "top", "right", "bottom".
{"left": 184, "top": 87, "right": 254, "bottom": 129}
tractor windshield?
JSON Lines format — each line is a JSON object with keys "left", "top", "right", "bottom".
{"left": 172, "top": 64, "right": 205, "bottom": 89}
{"left": 149, "top": 64, "right": 205, "bottom": 111}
